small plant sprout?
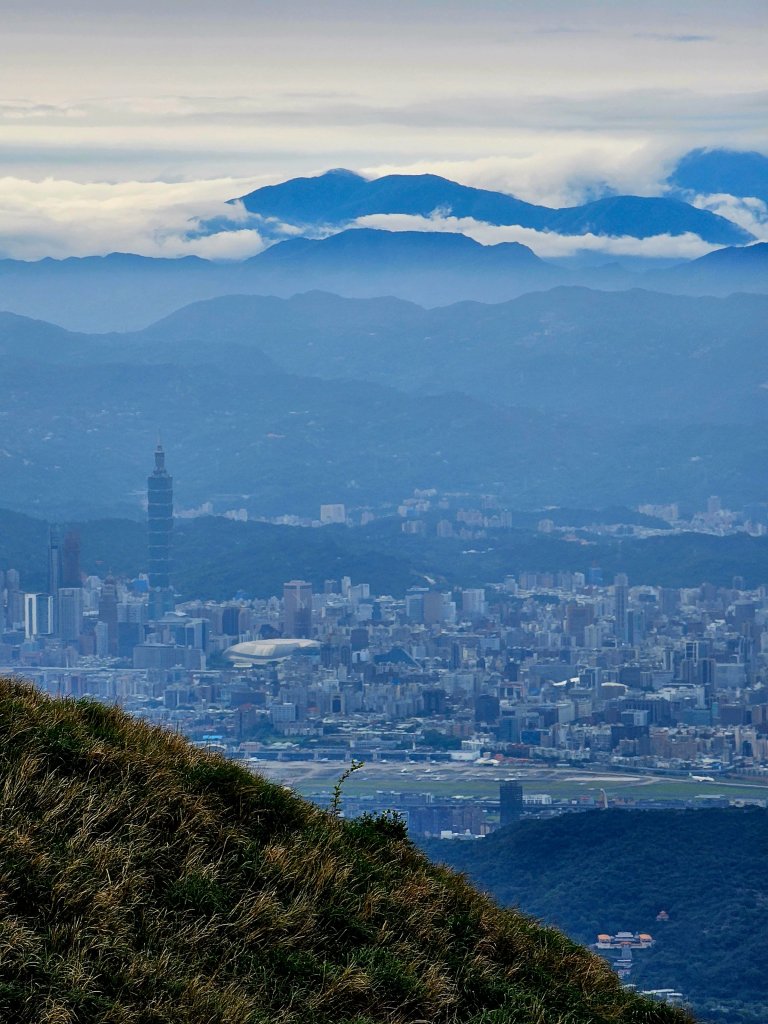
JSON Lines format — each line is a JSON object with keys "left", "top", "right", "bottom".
{"left": 329, "top": 758, "right": 365, "bottom": 816}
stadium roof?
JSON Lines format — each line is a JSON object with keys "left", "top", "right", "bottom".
{"left": 226, "top": 639, "right": 321, "bottom": 664}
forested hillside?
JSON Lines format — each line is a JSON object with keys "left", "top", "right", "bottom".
{"left": 425, "top": 808, "right": 768, "bottom": 1024}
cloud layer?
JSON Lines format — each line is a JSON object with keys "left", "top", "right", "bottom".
{"left": 0, "top": 176, "right": 275, "bottom": 260}
{"left": 362, "top": 141, "right": 680, "bottom": 208}
{"left": 0, "top": 171, "right": 763, "bottom": 263}
{"left": 692, "top": 194, "right": 768, "bottom": 241}
{"left": 352, "top": 213, "right": 720, "bottom": 261}
{"left": 0, "top": 1, "right": 764, "bottom": 190}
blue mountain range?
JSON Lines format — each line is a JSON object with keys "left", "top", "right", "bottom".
{"left": 232, "top": 168, "right": 753, "bottom": 245}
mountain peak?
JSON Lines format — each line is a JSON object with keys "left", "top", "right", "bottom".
{"left": 321, "top": 167, "right": 366, "bottom": 180}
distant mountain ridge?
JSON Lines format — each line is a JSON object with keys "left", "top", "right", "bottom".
{"left": 233, "top": 168, "right": 753, "bottom": 245}
{"left": 12, "top": 285, "right": 768, "bottom": 426}
{"left": 648, "top": 240, "right": 768, "bottom": 294}
{"left": 1, "top": 229, "right": 766, "bottom": 333}
{"left": 0, "top": 230, "right": 560, "bottom": 331}
{"left": 253, "top": 226, "right": 542, "bottom": 266}
{"left": 128, "top": 286, "right": 768, "bottom": 424}
{"left": 3, "top": 287, "right": 768, "bottom": 517}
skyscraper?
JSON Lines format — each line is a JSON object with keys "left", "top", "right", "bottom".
{"left": 98, "top": 575, "right": 119, "bottom": 657}
{"left": 3, "top": 568, "right": 21, "bottom": 630}
{"left": 23, "top": 593, "right": 53, "bottom": 639}
{"left": 283, "top": 580, "right": 313, "bottom": 638}
{"left": 148, "top": 443, "right": 174, "bottom": 618}
{"left": 499, "top": 781, "right": 524, "bottom": 827}
{"left": 62, "top": 530, "right": 82, "bottom": 588}
{"left": 58, "top": 587, "right": 83, "bottom": 643}
{"left": 613, "top": 573, "right": 629, "bottom": 641}
{"left": 48, "top": 527, "right": 63, "bottom": 633}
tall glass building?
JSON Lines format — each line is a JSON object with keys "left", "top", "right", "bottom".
{"left": 148, "top": 443, "right": 174, "bottom": 618}
{"left": 47, "top": 526, "right": 63, "bottom": 633}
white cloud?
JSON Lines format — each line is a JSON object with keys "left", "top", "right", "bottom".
{"left": 0, "top": 176, "right": 275, "bottom": 259}
{"left": 361, "top": 140, "right": 680, "bottom": 207}
{"left": 691, "top": 193, "right": 768, "bottom": 241}
{"left": 0, "top": 169, "right": 754, "bottom": 264}
{"left": 352, "top": 212, "right": 719, "bottom": 260}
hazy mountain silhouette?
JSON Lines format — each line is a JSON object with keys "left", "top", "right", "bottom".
{"left": 129, "top": 286, "right": 768, "bottom": 423}
{"left": 0, "top": 231, "right": 559, "bottom": 330}
{"left": 0, "top": 230, "right": 763, "bottom": 334}
{"left": 646, "top": 241, "right": 768, "bottom": 294}
{"left": 2, "top": 288, "right": 768, "bottom": 516}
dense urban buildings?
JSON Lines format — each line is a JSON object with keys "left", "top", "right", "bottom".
{"left": 1, "top": 463, "right": 768, "bottom": 841}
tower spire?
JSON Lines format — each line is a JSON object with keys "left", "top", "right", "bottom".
{"left": 147, "top": 441, "right": 174, "bottom": 618}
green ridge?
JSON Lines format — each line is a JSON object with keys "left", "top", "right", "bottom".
{"left": 425, "top": 809, "right": 768, "bottom": 1024}
{"left": 0, "top": 679, "right": 692, "bottom": 1023}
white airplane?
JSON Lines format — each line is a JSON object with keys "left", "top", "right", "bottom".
{"left": 689, "top": 773, "right": 716, "bottom": 782}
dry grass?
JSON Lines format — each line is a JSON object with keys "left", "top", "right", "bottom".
{"left": 0, "top": 679, "right": 695, "bottom": 1023}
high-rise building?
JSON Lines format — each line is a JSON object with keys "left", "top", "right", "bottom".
{"left": 4, "top": 568, "right": 22, "bottom": 630}
{"left": 94, "top": 620, "right": 110, "bottom": 659}
{"left": 221, "top": 605, "right": 242, "bottom": 638}
{"left": 48, "top": 527, "right": 63, "bottom": 632}
{"left": 23, "top": 593, "right": 53, "bottom": 639}
{"left": 62, "top": 530, "right": 82, "bottom": 588}
{"left": 499, "top": 781, "right": 524, "bottom": 827}
{"left": 613, "top": 573, "right": 629, "bottom": 640}
{"left": 58, "top": 587, "right": 84, "bottom": 643}
{"left": 283, "top": 580, "right": 313, "bottom": 638}
{"left": 461, "top": 588, "right": 487, "bottom": 618}
{"left": 148, "top": 443, "right": 174, "bottom": 618}
{"left": 423, "top": 590, "right": 448, "bottom": 626}
{"left": 565, "top": 602, "right": 595, "bottom": 646}
{"left": 319, "top": 503, "right": 346, "bottom": 525}
{"left": 98, "top": 575, "right": 119, "bottom": 657}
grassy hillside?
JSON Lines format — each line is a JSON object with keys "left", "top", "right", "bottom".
{"left": 424, "top": 809, "right": 768, "bottom": 1024}
{"left": 0, "top": 679, "right": 691, "bottom": 1024}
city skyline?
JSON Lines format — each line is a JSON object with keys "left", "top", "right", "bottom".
{"left": 1, "top": 2, "right": 765, "bottom": 1020}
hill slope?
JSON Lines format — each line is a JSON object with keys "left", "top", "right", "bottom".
{"left": 0, "top": 680, "right": 690, "bottom": 1024}
{"left": 424, "top": 809, "right": 768, "bottom": 1024}
{"left": 646, "top": 241, "right": 768, "bottom": 296}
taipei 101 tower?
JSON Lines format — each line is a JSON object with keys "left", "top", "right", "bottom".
{"left": 148, "top": 443, "right": 174, "bottom": 618}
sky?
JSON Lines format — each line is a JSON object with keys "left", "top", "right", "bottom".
{"left": 0, "top": 0, "right": 766, "bottom": 258}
